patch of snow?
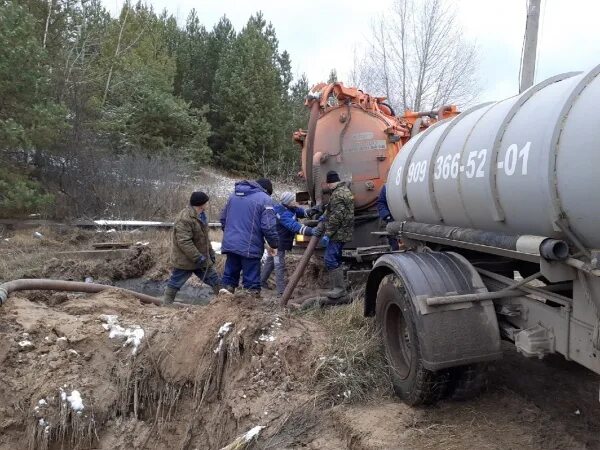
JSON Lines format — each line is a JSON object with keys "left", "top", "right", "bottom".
{"left": 3, "top": 238, "right": 9, "bottom": 242}
{"left": 33, "top": 232, "right": 44, "bottom": 239}
{"left": 243, "top": 425, "right": 265, "bottom": 442}
{"left": 211, "top": 241, "right": 222, "bottom": 255}
{"left": 343, "top": 390, "right": 351, "bottom": 399}
{"left": 68, "top": 349, "right": 79, "bottom": 356}
{"left": 39, "top": 418, "right": 47, "bottom": 427}
{"left": 99, "top": 314, "right": 144, "bottom": 355}
{"left": 258, "top": 316, "right": 282, "bottom": 343}
{"left": 575, "top": 409, "right": 581, "bottom": 415}
{"left": 19, "top": 340, "right": 33, "bottom": 348}
{"left": 66, "top": 390, "right": 84, "bottom": 411}
{"left": 38, "top": 399, "right": 47, "bottom": 406}
{"left": 214, "top": 322, "right": 233, "bottom": 353}
{"left": 84, "top": 277, "right": 94, "bottom": 283}
{"left": 135, "top": 241, "right": 150, "bottom": 246}
{"left": 217, "top": 322, "right": 233, "bottom": 337}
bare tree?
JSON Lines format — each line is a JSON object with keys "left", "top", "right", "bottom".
{"left": 350, "top": 0, "right": 479, "bottom": 112}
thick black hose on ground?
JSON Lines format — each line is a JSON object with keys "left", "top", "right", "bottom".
{"left": 0, "top": 279, "right": 162, "bottom": 306}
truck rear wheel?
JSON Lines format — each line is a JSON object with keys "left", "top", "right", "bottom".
{"left": 376, "top": 274, "right": 451, "bottom": 405}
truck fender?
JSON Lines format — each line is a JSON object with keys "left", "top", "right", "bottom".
{"left": 365, "top": 251, "right": 502, "bottom": 370}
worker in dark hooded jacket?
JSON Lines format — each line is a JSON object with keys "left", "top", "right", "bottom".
{"left": 162, "top": 191, "right": 222, "bottom": 305}
{"left": 376, "top": 185, "right": 400, "bottom": 251}
{"left": 317, "top": 170, "right": 354, "bottom": 300}
{"left": 261, "top": 191, "right": 315, "bottom": 296}
{"left": 220, "top": 178, "right": 279, "bottom": 295}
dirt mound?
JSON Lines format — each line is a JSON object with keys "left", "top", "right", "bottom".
{"left": 1, "top": 271, "right": 598, "bottom": 449}
{"left": 0, "top": 290, "right": 329, "bottom": 449}
{"left": 39, "top": 246, "right": 154, "bottom": 283}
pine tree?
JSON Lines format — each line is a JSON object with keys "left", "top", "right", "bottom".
{"left": 0, "top": 0, "right": 66, "bottom": 151}
{"left": 213, "top": 13, "right": 286, "bottom": 173}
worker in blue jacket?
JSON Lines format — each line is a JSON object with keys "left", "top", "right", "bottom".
{"left": 376, "top": 185, "right": 400, "bottom": 251}
{"left": 261, "top": 191, "right": 315, "bottom": 296}
{"left": 220, "top": 178, "right": 279, "bottom": 295}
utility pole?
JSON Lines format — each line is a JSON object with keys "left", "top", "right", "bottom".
{"left": 520, "top": 0, "right": 541, "bottom": 93}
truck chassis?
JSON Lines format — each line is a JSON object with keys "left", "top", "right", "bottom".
{"left": 365, "top": 221, "right": 600, "bottom": 405}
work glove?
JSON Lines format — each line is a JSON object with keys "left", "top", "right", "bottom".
{"left": 318, "top": 214, "right": 327, "bottom": 223}
{"left": 320, "top": 235, "right": 330, "bottom": 247}
{"left": 195, "top": 255, "right": 209, "bottom": 269}
{"left": 305, "top": 227, "right": 315, "bottom": 237}
{"left": 306, "top": 205, "right": 322, "bottom": 218}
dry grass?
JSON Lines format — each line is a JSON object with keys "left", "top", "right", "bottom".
{"left": 0, "top": 224, "right": 224, "bottom": 284}
{"left": 306, "top": 292, "right": 393, "bottom": 405}
{"left": 0, "top": 226, "right": 87, "bottom": 281}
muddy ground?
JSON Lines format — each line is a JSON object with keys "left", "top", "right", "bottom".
{"left": 1, "top": 226, "right": 599, "bottom": 449}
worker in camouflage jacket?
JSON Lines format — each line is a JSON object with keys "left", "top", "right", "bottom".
{"left": 162, "top": 191, "right": 222, "bottom": 305}
{"left": 316, "top": 170, "right": 354, "bottom": 300}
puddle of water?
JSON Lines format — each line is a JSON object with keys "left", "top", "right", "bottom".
{"left": 114, "top": 278, "right": 213, "bottom": 305}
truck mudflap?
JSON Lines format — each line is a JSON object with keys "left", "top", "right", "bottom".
{"left": 365, "top": 251, "right": 502, "bottom": 370}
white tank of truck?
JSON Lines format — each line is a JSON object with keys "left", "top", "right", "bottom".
{"left": 386, "top": 65, "right": 600, "bottom": 248}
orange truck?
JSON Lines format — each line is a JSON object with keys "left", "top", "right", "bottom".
{"left": 293, "top": 82, "right": 457, "bottom": 254}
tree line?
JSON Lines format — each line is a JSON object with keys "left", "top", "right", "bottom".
{"left": 0, "top": 0, "right": 310, "bottom": 215}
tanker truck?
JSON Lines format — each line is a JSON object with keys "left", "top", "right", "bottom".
{"left": 293, "top": 82, "right": 457, "bottom": 256}
{"left": 362, "top": 65, "right": 600, "bottom": 405}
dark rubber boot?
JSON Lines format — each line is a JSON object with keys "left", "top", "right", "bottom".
{"left": 162, "top": 286, "right": 178, "bottom": 305}
{"left": 326, "top": 267, "right": 347, "bottom": 299}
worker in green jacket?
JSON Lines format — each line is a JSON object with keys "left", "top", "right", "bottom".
{"left": 162, "top": 192, "right": 222, "bottom": 304}
{"left": 317, "top": 170, "right": 354, "bottom": 300}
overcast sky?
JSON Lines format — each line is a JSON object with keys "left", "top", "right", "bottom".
{"left": 104, "top": 0, "right": 600, "bottom": 104}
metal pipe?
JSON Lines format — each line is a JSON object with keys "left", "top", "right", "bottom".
{"left": 280, "top": 227, "right": 322, "bottom": 307}
{"left": 312, "top": 152, "right": 324, "bottom": 206}
{"left": 411, "top": 117, "right": 423, "bottom": 138}
{"left": 305, "top": 102, "right": 320, "bottom": 202}
{"left": 426, "top": 271, "right": 543, "bottom": 306}
{"left": 476, "top": 268, "right": 572, "bottom": 306}
{"left": 0, "top": 279, "right": 162, "bottom": 306}
{"left": 426, "top": 289, "right": 523, "bottom": 306}
{"left": 554, "top": 219, "right": 592, "bottom": 259}
{"left": 565, "top": 258, "right": 600, "bottom": 277}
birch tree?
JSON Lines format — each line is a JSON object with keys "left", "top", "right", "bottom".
{"left": 353, "top": 0, "right": 479, "bottom": 112}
